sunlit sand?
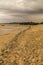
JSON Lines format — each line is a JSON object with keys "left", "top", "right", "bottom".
{"left": 0, "top": 24, "right": 43, "bottom": 65}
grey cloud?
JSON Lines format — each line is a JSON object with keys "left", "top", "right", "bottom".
{"left": 0, "top": 0, "right": 43, "bottom": 13}
{"left": 0, "top": 0, "right": 43, "bottom": 23}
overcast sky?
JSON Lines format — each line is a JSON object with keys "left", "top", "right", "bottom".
{"left": 0, "top": 0, "right": 43, "bottom": 23}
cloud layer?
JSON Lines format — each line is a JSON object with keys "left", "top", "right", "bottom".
{"left": 0, "top": 0, "right": 43, "bottom": 23}
{"left": 0, "top": 0, "right": 43, "bottom": 11}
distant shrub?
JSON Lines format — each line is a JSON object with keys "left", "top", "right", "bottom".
{"left": 40, "top": 22, "right": 43, "bottom": 24}
{"left": 19, "top": 22, "right": 39, "bottom": 25}
{"left": 5, "top": 22, "right": 40, "bottom": 25}
{"left": 1, "top": 25, "right": 5, "bottom": 26}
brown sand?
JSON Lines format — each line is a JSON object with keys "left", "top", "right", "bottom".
{"left": 0, "top": 25, "right": 43, "bottom": 65}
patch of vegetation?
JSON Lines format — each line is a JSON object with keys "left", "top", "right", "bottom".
{"left": 1, "top": 21, "right": 43, "bottom": 25}
{"left": 6, "top": 22, "right": 39, "bottom": 25}
{"left": 19, "top": 22, "right": 39, "bottom": 25}
{"left": 1, "top": 25, "right": 5, "bottom": 26}
{"left": 40, "top": 22, "right": 43, "bottom": 24}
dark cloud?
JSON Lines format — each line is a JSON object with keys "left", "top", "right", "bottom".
{"left": 0, "top": 0, "right": 43, "bottom": 23}
{"left": 0, "top": 0, "right": 43, "bottom": 14}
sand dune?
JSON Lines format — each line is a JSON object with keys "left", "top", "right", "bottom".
{"left": 0, "top": 25, "right": 43, "bottom": 65}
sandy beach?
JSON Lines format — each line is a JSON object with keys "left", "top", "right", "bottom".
{"left": 0, "top": 24, "right": 43, "bottom": 65}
